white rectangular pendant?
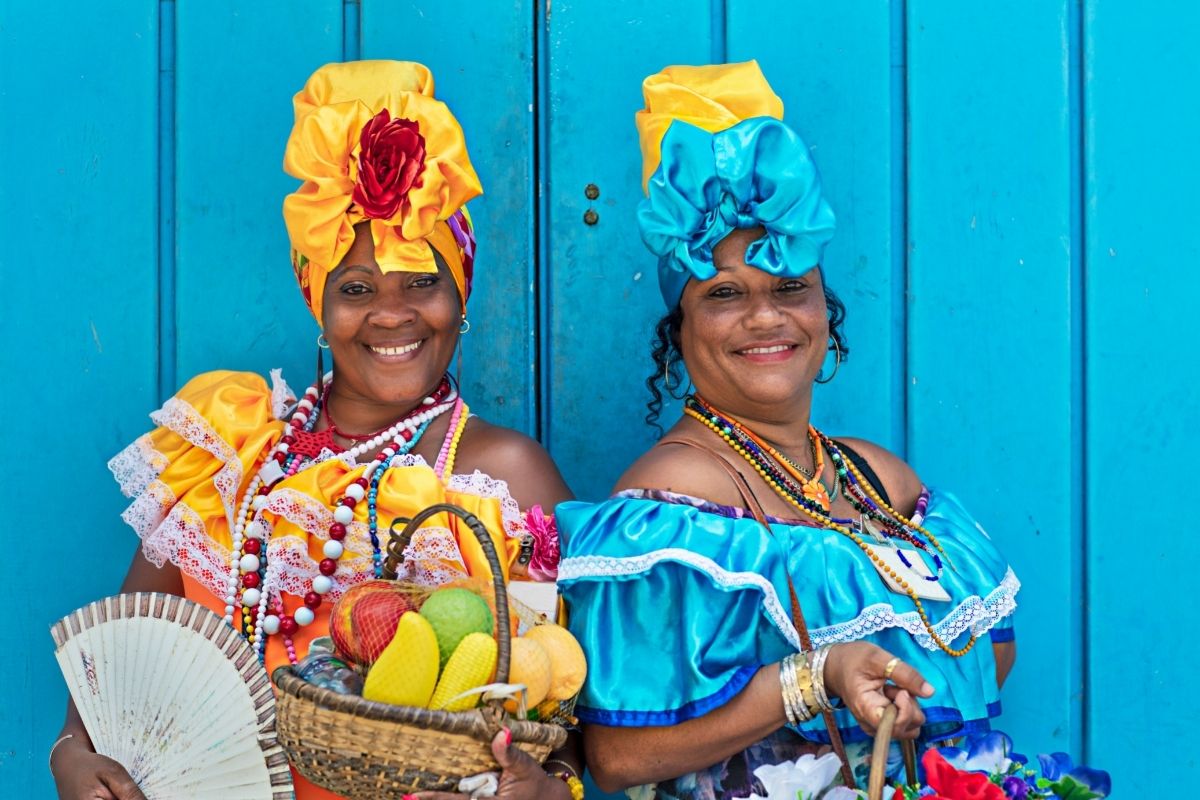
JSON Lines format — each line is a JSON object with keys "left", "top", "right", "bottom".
{"left": 864, "top": 544, "right": 952, "bottom": 602}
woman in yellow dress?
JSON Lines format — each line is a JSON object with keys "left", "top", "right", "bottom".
{"left": 51, "top": 61, "right": 578, "bottom": 800}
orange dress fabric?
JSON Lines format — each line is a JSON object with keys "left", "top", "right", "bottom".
{"left": 110, "top": 370, "right": 524, "bottom": 798}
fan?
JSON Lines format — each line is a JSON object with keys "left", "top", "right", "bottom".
{"left": 51, "top": 592, "right": 295, "bottom": 800}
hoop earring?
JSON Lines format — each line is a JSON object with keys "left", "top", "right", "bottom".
{"left": 815, "top": 338, "right": 842, "bottom": 384}
{"left": 315, "top": 334, "right": 327, "bottom": 393}
{"left": 316, "top": 333, "right": 330, "bottom": 349}
{"left": 459, "top": 317, "right": 471, "bottom": 335}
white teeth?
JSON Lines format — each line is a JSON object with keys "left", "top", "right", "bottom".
{"left": 370, "top": 341, "right": 422, "bottom": 356}
{"left": 742, "top": 345, "right": 792, "bottom": 355}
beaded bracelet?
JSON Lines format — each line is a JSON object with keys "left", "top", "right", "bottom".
{"left": 548, "top": 769, "right": 585, "bottom": 800}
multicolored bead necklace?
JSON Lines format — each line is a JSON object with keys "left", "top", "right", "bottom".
{"left": 684, "top": 395, "right": 976, "bottom": 658}
{"left": 224, "top": 375, "right": 458, "bottom": 662}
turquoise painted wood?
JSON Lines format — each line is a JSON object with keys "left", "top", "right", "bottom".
{"left": 905, "top": 0, "right": 1083, "bottom": 760}
{"left": 173, "top": 1, "right": 342, "bottom": 391}
{"left": 3, "top": 1, "right": 1196, "bottom": 796}
{"left": 1083, "top": 3, "right": 1200, "bottom": 790}
{"left": 363, "top": 0, "right": 538, "bottom": 434}
{"left": 543, "top": 0, "right": 716, "bottom": 500}
{"left": 0, "top": 3, "right": 161, "bottom": 797}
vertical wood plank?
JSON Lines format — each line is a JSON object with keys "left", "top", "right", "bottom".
{"left": 0, "top": 2, "right": 159, "bottom": 796}
{"left": 544, "top": 0, "right": 716, "bottom": 500}
{"left": 363, "top": 0, "right": 538, "bottom": 435}
{"left": 173, "top": 0, "right": 344, "bottom": 393}
{"left": 906, "top": 1, "right": 1081, "bottom": 753}
{"left": 1084, "top": 4, "right": 1200, "bottom": 791}
{"left": 727, "top": 0, "right": 904, "bottom": 452}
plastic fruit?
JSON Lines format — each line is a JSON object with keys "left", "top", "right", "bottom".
{"left": 503, "top": 637, "right": 552, "bottom": 713}
{"left": 330, "top": 580, "right": 420, "bottom": 666}
{"left": 442, "top": 576, "right": 520, "bottom": 638}
{"left": 523, "top": 624, "right": 587, "bottom": 701}
{"left": 419, "top": 588, "right": 494, "bottom": 669}
{"left": 362, "top": 612, "right": 439, "bottom": 708}
{"left": 428, "top": 632, "right": 498, "bottom": 711}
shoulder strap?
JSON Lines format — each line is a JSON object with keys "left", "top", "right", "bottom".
{"left": 657, "top": 435, "right": 858, "bottom": 788}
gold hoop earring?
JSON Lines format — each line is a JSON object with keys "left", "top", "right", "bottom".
{"left": 815, "top": 338, "right": 841, "bottom": 384}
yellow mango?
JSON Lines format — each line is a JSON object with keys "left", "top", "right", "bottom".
{"left": 428, "top": 632, "right": 497, "bottom": 711}
{"left": 362, "top": 611, "right": 439, "bottom": 708}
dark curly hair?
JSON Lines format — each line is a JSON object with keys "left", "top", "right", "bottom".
{"left": 644, "top": 275, "right": 850, "bottom": 433}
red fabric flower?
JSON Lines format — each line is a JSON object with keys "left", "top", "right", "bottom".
{"left": 922, "top": 749, "right": 1006, "bottom": 800}
{"left": 352, "top": 109, "right": 426, "bottom": 220}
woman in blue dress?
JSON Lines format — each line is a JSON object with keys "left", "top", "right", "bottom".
{"left": 556, "top": 61, "right": 1017, "bottom": 799}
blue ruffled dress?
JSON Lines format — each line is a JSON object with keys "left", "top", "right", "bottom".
{"left": 557, "top": 487, "right": 1017, "bottom": 798}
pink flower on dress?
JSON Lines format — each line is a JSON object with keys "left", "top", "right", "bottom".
{"left": 524, "top": 505, "right": 560, "bottom": 581}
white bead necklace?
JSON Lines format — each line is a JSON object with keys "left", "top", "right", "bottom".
{"left": 222, "top": 376, "right": 456, "bottom": 662}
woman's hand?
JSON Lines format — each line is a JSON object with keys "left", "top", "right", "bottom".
{"left": 823, "top": 641, "right": 934, "bottom": 739}
{"left": 51, "top": 738, "right": 147, "bottom": 800}
{"left": 412, "top": 729, "right": 572, "bottom": 800}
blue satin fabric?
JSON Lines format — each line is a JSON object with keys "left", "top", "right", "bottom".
{"left": 556, "top": 490, "right": 1018, "bottom": 744}
{"left": 637, "top": 117, "right": 837, "bottom": 308}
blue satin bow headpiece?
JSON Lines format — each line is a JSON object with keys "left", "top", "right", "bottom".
{"left": 637, "top": 116, "right": 836, "bottom": 308}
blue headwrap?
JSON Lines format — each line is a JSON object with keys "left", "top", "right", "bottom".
{"left": 637, "top": 116, "right": 836, "bottom": 308}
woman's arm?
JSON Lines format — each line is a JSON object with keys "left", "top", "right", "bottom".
{"left": 585, "top": 644, "right": 932, "bottom": 793}
{"left": 453, "top": 420, "right": 574, "bottom": 509}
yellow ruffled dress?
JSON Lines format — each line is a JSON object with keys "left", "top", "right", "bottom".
{"left": 109, "top": 369, "right": 525, "bottom": 799}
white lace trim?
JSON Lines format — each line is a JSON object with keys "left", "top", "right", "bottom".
{"left": 808, "top": 568, "right": 1021, "bottom": 651}
{"left": 121, "top": 482, "right": 232, "bottom": 600}
{"left": 558, "top": 549, "right": 803, "bottom": 650}
{"left": 560, "top": 553, "right": 1020, "bottom": 654}
{"left": 108, "top": 435, "right": 169, "bottom": 499}
{"left": 447, "top": 470, "right": 525, "bottom": 538}
{"left": 268, "top": 368, "right": 296, "bottom": 420}
{"left": 261, "top": 488, "right": 375, "bottom": 599}
{"left": 149, "top": 396, "right": 243, "bottom": 536}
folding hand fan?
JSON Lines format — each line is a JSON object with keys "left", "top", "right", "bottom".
{"left": 51, "top": 592, "right": 295, "bottom": 800}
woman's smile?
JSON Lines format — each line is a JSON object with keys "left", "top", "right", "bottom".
{"left": 734, "top": 340, "right": 799, "bottom": 363}
{"left": 365, "top": 338, "right": 425, "bottom": 361}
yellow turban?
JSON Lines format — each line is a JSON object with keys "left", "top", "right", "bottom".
{"left": 635, "top": 60, "right": 784, "bottom": 191}
{"left": 283, "top": 60, "right": 482, "bottom": 324}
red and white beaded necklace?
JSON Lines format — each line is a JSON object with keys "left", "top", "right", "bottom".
{"left": 223, "top": 375, "right": 457, "bottom": 662}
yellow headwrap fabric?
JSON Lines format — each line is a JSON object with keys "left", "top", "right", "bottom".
{"left": 283, "top": 60, "right": 482, "bottom": 324}
{"left": 635, "top": 60, "right": 784, "bottom": 190}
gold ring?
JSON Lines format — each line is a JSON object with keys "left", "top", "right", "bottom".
{"left": 883, "top": 656, "right": 901, "bottom": 681}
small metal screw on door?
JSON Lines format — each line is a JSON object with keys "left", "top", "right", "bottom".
{"left": 583, "top": 183, "right": 600, "bottom": 224}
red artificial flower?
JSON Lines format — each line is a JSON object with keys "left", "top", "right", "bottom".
{"left": 352, "top": 109, "right": 426, "bottom": 220}
{"left": 922, "top": 749, "right": 1006, "bottom": 800}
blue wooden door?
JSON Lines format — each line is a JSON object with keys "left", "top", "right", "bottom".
{"left": 3, "top": 1, "right": 1195, "bottom": 795}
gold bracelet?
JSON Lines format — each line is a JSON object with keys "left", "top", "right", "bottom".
{"left": 794, "top": 652, "right": 820, "bottom": 720}
{"left": 48, "top": 734, "right": 74, "bottom": 773}
{"left": 780, "top": 653, "right": 815, "bottom": 723}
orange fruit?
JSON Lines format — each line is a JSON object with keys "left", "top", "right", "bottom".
{"left": 503, "top": 637, "right": 552, "bottom": 714}
{"left": 523, "top": 624, "right": 587, "bottom": 701}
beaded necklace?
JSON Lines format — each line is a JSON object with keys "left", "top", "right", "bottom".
{"left": 225, "top": 375, "right": 458, "bottom": 663}
{"left": 684, "top": 395, "right": 976, "bottom": 658}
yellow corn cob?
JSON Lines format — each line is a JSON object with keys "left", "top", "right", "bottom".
{"left": 428, "top": 632, "right": 497, "bottom": 711}
{"left": 362, "top": 611, "right": 439, "bottom": 708}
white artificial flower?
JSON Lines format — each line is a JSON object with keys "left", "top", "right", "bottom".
{"left": 746, "top": 752, "right": 845, "bottom": 799}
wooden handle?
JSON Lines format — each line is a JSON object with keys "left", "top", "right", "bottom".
{"left": 867, "top": 705, "right": 918, "bottom": 800}
{"left": 383, "top": 504, "right": 512, "bottom": 702}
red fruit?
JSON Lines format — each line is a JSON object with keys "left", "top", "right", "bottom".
{"left": 329, "top": 580, "right": 421, "bottom": 666}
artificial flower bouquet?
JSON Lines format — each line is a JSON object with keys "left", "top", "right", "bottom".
{"left": 747, "top": 732, "right": 1110, "bottom": 800}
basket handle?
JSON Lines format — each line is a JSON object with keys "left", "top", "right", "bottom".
{"left": 867, "top": 705, "right": 919, "bottom": 800}
{"left": 383, "top": 504, "right": 512, "bottom": 707}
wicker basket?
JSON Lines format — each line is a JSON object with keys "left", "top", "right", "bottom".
{"left": 274, "top": 503, "right": 569, "bottom": 797}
